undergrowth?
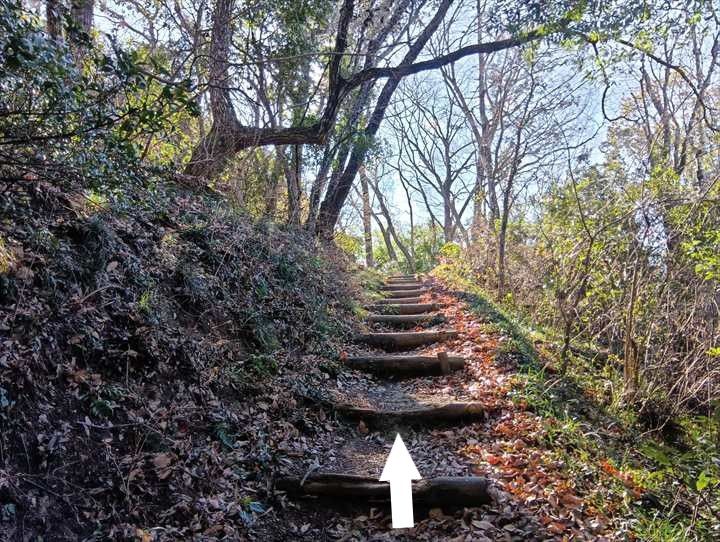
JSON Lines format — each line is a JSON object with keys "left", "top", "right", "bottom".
{"left": 0, "top": 178, "right": 356, "bottom": 539}
{"left": 432, "top": 262, "right": 720, "bottom": 541}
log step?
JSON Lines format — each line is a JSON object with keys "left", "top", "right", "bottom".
{"left": 380, "top": 283, "right": 424, "bottom": 291}
{"left": 385, "top": 289, "right": 428, "bottom": 298}
{"left": 356, "top": 330, "right": 458, "bottom": 349}
{"left": 388, "top": 275, "right": 418, "bottom": 280}
{"left": 368, "top": 303, "right": 443, "bottom": 315}
{"left": 367, "top": 313, "right": 445, "bottom": 327}
{"left": 333, "top": 400, "right": 485, "bottom": 422}
{"left": 277, "top": 474, "right": 491, "bottom": 507}
{"left": 374, "top": 297, "right": 423, "bottom": 305}
{"left": 345, "top": 354, "right": 465, "bottom": 376}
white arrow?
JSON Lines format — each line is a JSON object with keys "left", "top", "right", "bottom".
{"left": 379, "top": 433, "right": 422, "bottom": 529}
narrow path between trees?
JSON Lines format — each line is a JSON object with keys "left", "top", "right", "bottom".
{"left": 271, "top": 275, "right": 613, "bottom": 541}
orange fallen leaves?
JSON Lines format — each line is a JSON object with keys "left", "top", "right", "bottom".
{"left": 545, "top": 520, "right": 568, "bottom": 535}
{"left": 600, "top": 459, "right": 644, "bottom": 497}
{"left": 485, "top": 453, "right": 502, "bottom": 466}
{"left": 435, "top": 286, "right": 617, "bottom": 539}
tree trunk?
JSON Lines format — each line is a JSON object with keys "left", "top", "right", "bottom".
{"left": 360, "top": 166, "right": 374, "bottom": 267}
{"left": 306, "top": 146, "right": 335, "bottom": 230}
{"left": 623, "top": 264, "right": 641, "bottom": 400}
{"left": 315, "top": 0, "right": 453, "bottom": 236}
{"left": 70, "top": 0, "right": 94, "bottom": 34}
{"left": 46, "top": 0, "right": 65, "bottom": 39}
{"left": 263, "top": 148, "right": 284, "bottom": 218}
{"left": 497, "top": 204, "right": 509, "bottom": 297}
{"left": 184, "top": 0, "right": 357, "bottom": 179}
{"left": 400, "top": 179, "right": 417, "bottom": 271}
{"left": 375, "top": 217, "right": 398, "bottom": 261}
{"left": 286, "top": 144, "right": 302, "bottom": 226}
{"left": 306, "top": 85, "right": 373, "bottom": 229}
{"left": 185, "top": 0, "right": 237, "bottom": 178}
{"left": 305, "top": 0, "right": 411, "bottom": 229}
{"left": 181, "top": 0, "right": 553, "bottom": 181}
{"left": 443, "top": 188, "right": 454, "bottom": 243}
{"left": 369, "top": 173, "right": 415, "bottom": 270}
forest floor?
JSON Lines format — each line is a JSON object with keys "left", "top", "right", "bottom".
{"left": 251, "top": 274, "right": 679, "bottom": 541}
{"left": 1, "top": 181, "right": 713, "bottom": 540}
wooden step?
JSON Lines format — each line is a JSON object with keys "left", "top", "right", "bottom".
{"left": 367, "top": 313, "right": 444, "bottom": 327}
{"left": 356, "top": 330, "right": 458, "bottom": 349}
{"left": 380, "top": 283, "right": 424, "bottom": 291}
{"left": 385, "top": 289, "right": 428, "bottom": 298}
{"left": 368, "top": 303, "right": 443, "bottom": 315}
{"left": 374, "top": 297, "right": 423, "bottom": 305}
{"left": 387, "top": 278, "right": 420, "bottom": 284}
{"left": 333, "top": 400, "right": 485, "bottom": 422}
{"left": 277, "top": 474, "right": 491, "bottom": 507}
{"left": 388, "top": 275, "right": 418, "bottom": 280}
{"left": 345, "top": 354, "right": 465, "bottom": 376}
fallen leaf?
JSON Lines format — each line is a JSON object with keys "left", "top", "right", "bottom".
{"left": 153, "top": 453, "right": 173, "bottom": 469}
{"left": 15, "top": 266, "right": 34, "bottom": 281}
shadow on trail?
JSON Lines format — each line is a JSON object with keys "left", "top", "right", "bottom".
{"left": 446, "top": 287, "right": 628, "bottom": 433}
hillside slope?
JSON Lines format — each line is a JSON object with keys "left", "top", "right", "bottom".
{"left": 0, "top": 180, "right": 356, "bottom": 539}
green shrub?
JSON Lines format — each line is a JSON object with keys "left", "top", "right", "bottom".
{"left": 439, "top": 242, "right": 461, "bottom": 260}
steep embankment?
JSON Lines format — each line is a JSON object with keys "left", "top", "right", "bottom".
{"left": 0, "top": 181, "right": 356, "bottom": 539}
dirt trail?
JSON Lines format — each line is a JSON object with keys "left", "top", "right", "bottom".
{"left": 278, "top": 278, "right": 524, "bottom": 539}
{"left": 271, "top": 276, "right": 611, "bottom": 541}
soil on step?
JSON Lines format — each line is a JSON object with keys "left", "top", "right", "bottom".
{"left": 256, "top": 278, "right": 558, "bottom": 542}
{"left": 310, "top": 428, "right": 477, "bottom": 479}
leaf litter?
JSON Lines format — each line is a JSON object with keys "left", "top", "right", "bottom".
{"left": 0, "top": 181, "right": 657, "bottom": 540}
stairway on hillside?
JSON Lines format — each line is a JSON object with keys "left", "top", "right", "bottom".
{"left": 279, "top": 274, "right": 493, "bottom": 519}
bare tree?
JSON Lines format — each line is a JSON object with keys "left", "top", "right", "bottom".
{"left": 305, "top": 0, "right": 417, "bottom": 231}
{"left": 315, "top": 0, "right": 456, "bottom": 237}
{"left": 359, "top": 165, "right": 375, "bottom": 268}
{"left": 440, "top": 32, "right": 588, "bottom": 294}
{"left": 184, "top": 0, "right": 576, "bottom": 236}
{"left": 387, "top": 78, "right": 476, "bottom": 245}
{"left": 364, "top": 159, "right": 415, "bottom": 269}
